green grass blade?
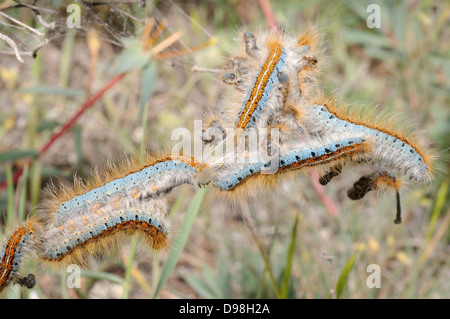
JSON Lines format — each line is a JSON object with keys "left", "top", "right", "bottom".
{"left": 73, "top": 125, "right": 84, "bottom": 167}
{"left": 114, "top": 41, "right": 152, "bottom": 75}
{"left": 168, "top": 187, "right": 188, "bottom": 219}
{"left": 152, "top": 187, "right": 206, "bottom": 298}
{"left": 81, "top": 270, "right": 125, "bottom": 284}
{"left": 122, "top": 236, "right": 139, "bottom": 299}
{"left": 199, "top": 265, "right": 223, "bottom": 298}
{"left": 426, "top": 178, "right": 449, "bottom": 242}
{"left": 335, "top": 253, "right": 356, "bottom": 299}
{"left": 280, "top": 214, "right": 298, "bottom": 299}
{"left": 0, "top": 150, "right": 37, "bottom": 163}
{"left": 18, "top": 164, "right": 29, "bottom": 222}
{"left": 60, "top": 270, "right": 69, "bottom": 299}
{"left": 5, "top": 164, "right": 14, "bottom": 227}
{"left": 30, "top": 159, "right": 42, "bottom": 208}
{"left": 217, "top": 251, "right": 232, "bottom": 298}
{"left": 185, "top": 269, "right": 220, "bottom": 298}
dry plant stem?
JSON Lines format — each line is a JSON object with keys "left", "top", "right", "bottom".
{"left": 155, "top": 37, "right": 217, "bottom": 59}
{"left": 191, "top": 66, "right": 222, "bottom": 74}
{"left": 419, "top": 210, "right": 450, "bottom": 268}
{"left": 0, "top": 31, "right": 23, "bottom": 63}
{"left": 35, "top": 13, "right": 55, "bottom": 29}
{"left": 146, "top": 19, "right": 165, "bottom": 47}
{"left": 150, "top": 31, "right": 183, "bottom": 55}
{"left": 10, "top": 1, "right": 58, "bottom": 14}
{"left": 0, "top": 38, "right": 51, "bottom": 59}
{"left": 0, "top": 50, "right": 31, "bottom": 57}
{"left": 13, "top": 169, "right": 23, "bottom": 225}
{"left": 0, "top": 11, "right": 45, "bottom": 38}
{"left": 141, "top": 18, "right": 154, "bottom": 48}
{"left": 87, "top": 31, "right": 100, "bottom": 98}
{"left": 11, "top": 0, "right": 56, "bottom": 29}
{"left": 30, "top": 38, "right": 49, "bottom": 58}
{"left": 110, "top": 7, "right": 144, "bottom": 23}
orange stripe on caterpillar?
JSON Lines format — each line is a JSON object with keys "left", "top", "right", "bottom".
{"left": 0, "top": 221, "right": 40, "bottom": 293}
{"left": 305, "top": 97, "right": 434, "bottom": 183}
{"left": 37, "top": 201, "right": 169, "bottom": 265}
{"left": 214, "top": 137, "right": 368, "bottom": 192}
{"left": 236, "top": 39, "right": 286, "bottom": 130}
{"left": 279, "top": 141, "right": 367, "bottom": 172}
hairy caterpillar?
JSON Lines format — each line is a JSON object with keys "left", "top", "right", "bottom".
{"left": 47, "top": 154, "right": 212, "bottom": 227}
{"left": 37, "top": 198, "right": 169, "bottom": 265}
{"left": 208, "top": 29, "right": 321, "bottom": 137}
{"left": 0, "top": 221, "right": 41, "bottom": 294}
{"left": 235, "top": 35, "right": 287, "bottom": 130}
{"left": 202, "top": 28, "right": 434, "bottom": 223}
{"left": 213, "top": 137, "right": 368, "bottom": 192}
{"left": 1, "top": 25, "right": 436, "bottom": 296}
{"left": 36, "top": 153, "right": 212, "bottom": 264}
{"left": 0, "top": 153, "right": 212, "bottom": 294}
{"left": 303, "top": 98, "right": 434, "bottom": 183}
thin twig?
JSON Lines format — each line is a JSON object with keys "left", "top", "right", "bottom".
{"left": 0, "top": 37, "right": 50, "bottom": 59}
{"left": 0, "top": 32, "right": 24, "bottom": 63}
{"left": 35, "top": 13, "right": 56, "bottom": 29}
{"left": 0, "top": 50, "right": 30, "bottom": 57}
{"left": 0, "top": 11, "right": 46, "bottom": 38}
{"left": 8, "top": 1, "right": 58, "bottom": 14}
{"left": 31, "top": 38, "right": 49, "bottom": 57}
{"left": 150, "top": 31, "right": 182, "bottom": 55}
{"left": 110, "top": 6, "right": 144, "bottom": 23}
{"left": 11, "top": 0, "right": 56, "bottom": 29}
{"left": 191, "top": 65, "right": 222, "bottom": 74}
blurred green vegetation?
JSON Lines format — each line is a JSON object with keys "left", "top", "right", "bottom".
{"left": 0, "top": 0, "right": 448, "bottom": 299}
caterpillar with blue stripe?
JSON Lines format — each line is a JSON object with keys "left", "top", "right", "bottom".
{"left": 208, "top": 29, "right": 322, "bottom": 137}
{"left": 213, "top": 137, "right": 369, "bottom": 193}
{"left": 235, "top": 37, "right": 287, "bottom": 130}
{"left": 35, "top": 153, "right": 212, "bottom": 264}
{"left": 37, "top": 198, "right": 169, "bottom": 265}
{"left": 0, "top": 27, "right": 436, "bottom": 296}
{"left": 50, "top": 154, "right": 212, "bottom": 227}
{"left": 304, "top": 98, "right": 433, "bottom": 183}
{"left": 0, "top": 153, "right": 212, "bottom": 294}
{"left": 202, "top": 28, "right": 434, "bottom": 226}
